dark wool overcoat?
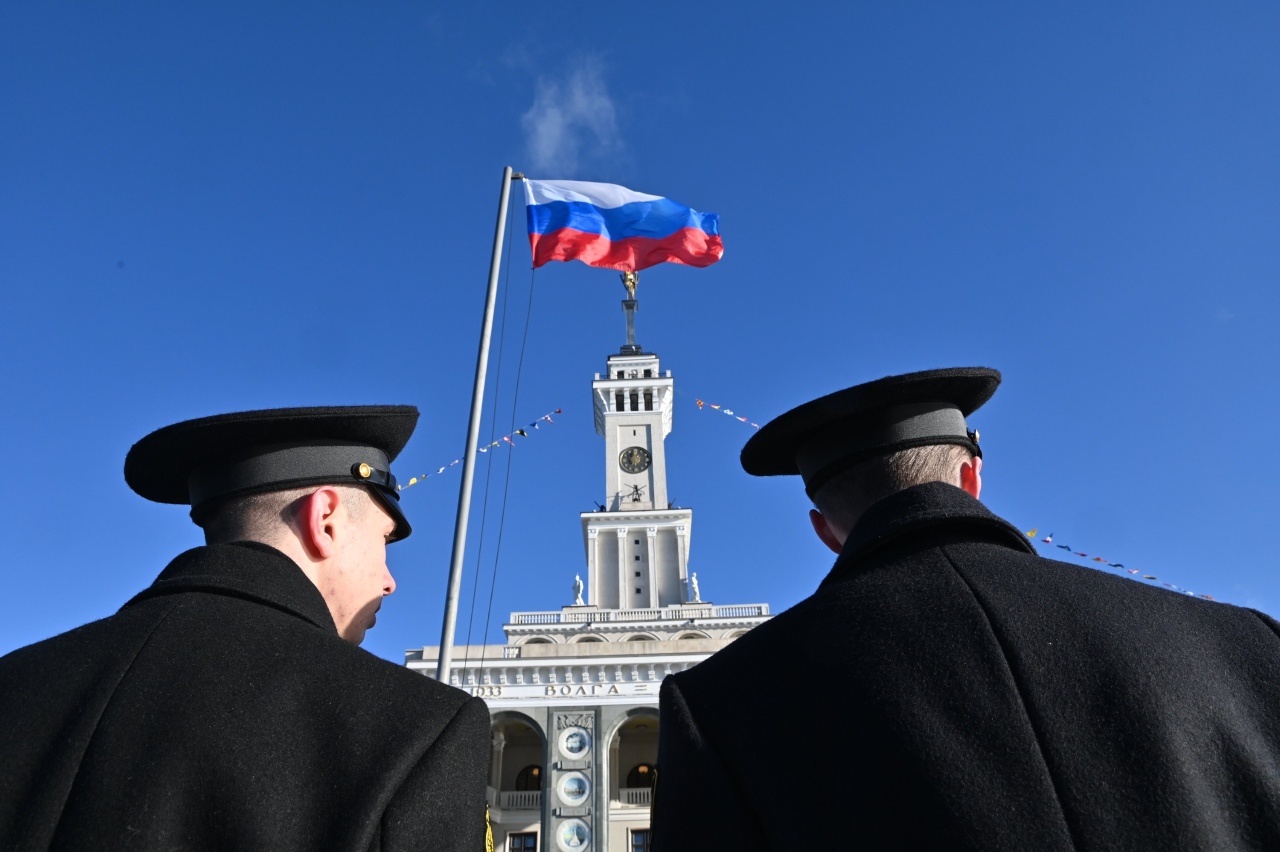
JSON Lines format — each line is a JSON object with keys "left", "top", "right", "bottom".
{"left": 0, "top": 541, "right": 489, "bottom": 851}
{"left": 651, "top": 483, "right": 1280, "bottom": 851}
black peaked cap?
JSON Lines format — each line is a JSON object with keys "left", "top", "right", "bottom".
{"left": 125, "top": 405, "right": 420, "bottom": 540}
{"left": 741, "top": 367, "right": 1000, "bottom": 491}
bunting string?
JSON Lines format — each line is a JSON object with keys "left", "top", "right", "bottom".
{"left": 1022, "top": 530, "right": 1222, "bottom": 602}
{"left": 694, "top": 398, "right": 761, "bottom": 429}
{"left": 691, "top": 396, "right": 1224, "bottom": 603}
{"left": 396, "top": 408, "right": 563, "bottom": 492}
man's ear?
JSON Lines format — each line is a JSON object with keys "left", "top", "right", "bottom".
{"left": 960, "top": 455, "right": 983, "bottom": 499}
{"left": 809, "top": 508, "right": 844, "bottom": 555}
{"left": 297, "top": 487, "right": 342, "bottom": 560}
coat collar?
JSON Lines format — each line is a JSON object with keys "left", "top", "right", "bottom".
{"left": 123, "top": 541, "right": 338, "bottom": 634}
{"left": 821, "top": 482, "right": 1035, "bottom": 589}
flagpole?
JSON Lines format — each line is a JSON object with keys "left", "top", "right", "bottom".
{"left": 436, "top": 165, "right": 521, "bottom": 684}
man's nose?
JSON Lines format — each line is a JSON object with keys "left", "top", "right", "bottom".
{"left": 384, "top": 571, "right": 396, "bottom": 595}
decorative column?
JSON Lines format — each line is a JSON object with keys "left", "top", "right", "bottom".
{"left": 645, "top": 527, "right": 659, "bottom": 609}
{"left": 609, "top": 729, "right": 622, "bottom": 804}
{"left": 616, "top": 528, "right": 630, "bottom": 610}
{"left": 676, "top": 525, "right": 689, "bottom": 604}
{"left": 586, "top": 527, "right": 599, "bottom": 606}
{"left": 490, "top": 728, "right": 505, "bottom": 793}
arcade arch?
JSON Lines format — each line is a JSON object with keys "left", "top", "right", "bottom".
{"left": 608, "top": 709, "right": 659, "bottom": 808}
{"left": 489, "top": 712, "right": 545, "bottom": 801}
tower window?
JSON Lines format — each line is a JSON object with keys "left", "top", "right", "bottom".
{"left": 643, "top": 391, "right": 653, "bottom": 411}
{"left": 511, "top": 833, "right": 538, "bottom": 852}
{"left": 635, "top": 571, "right": 641, "bottom": 577}
{"left": 629, "top": 391, "right": 639, "bottom": 411}
{"left": 634, "top": 539, "right": 639, "bottom": 545}
{"left": 636, "top": 588, "right": 642, "bottom": 595}
{"left": 635, "top": 555, "right": 641, "bottom": 561}
{"left": 643, "top": 369, "right": 652, "bottom": 378}
{"left": 617, "top": 370, "right": 625, "bottom": 379}
{"left": 615, "top": 391, "right": 624, "bottom": 411}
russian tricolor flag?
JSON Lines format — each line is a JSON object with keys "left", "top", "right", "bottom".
{"left": 524, "top": 179, "right": 722, "bottom": 273}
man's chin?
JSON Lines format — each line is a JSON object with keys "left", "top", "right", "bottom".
{"left": 341, "top": 624, "right": 369, "bottom": 645}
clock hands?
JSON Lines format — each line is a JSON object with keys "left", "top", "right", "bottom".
{"left": 618, "top": 445, "right": 651, "bottom": 474}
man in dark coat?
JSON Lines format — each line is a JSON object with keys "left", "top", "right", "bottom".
{"left": 0, "top": 405, "right": 490, "bottom": 851}
{"left": 652, "top": 368, "right": 1280, "bottom": 851}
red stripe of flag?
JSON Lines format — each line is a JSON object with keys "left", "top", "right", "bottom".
{"left": 529, "top": 228, "right": 724, "bottom": 272}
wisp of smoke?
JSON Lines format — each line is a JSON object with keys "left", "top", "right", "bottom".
{"left": 521, "top": 60, "right": 621, "bottom": 175}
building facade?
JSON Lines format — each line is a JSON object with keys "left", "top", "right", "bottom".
{"left": 408, "top": 309, "right": 771, "bottom": 852}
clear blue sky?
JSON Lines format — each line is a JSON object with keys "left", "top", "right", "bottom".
{"left": 3, "top": 3, "right": 1278, "bottom": 665}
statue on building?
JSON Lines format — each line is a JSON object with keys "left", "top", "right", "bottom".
{"left": 690, "top": 573, "right": 702, "bottom": 603}
{"left": 572, "top": 574, "right": 585, "bottom": 606}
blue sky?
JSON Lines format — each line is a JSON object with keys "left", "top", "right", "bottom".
{"left": 2, "top": 3, "right": 1277, "bottom": 665}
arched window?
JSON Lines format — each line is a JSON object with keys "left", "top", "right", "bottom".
{"left": 627, "top": 763, "right": 656, "bottom": 789}
{"left": 515, "top": 764, "right": 543, "bottom": 791}
{"left": 574, "top": 636, "right": 603, "bottom": 643}
{"left": 523, "top": 637, "right": 550, "bottom": 645}
{"left": 626, "top": 635, "right": 652, "bottom": 642}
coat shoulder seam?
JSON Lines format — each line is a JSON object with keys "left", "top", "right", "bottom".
{"left": 938, "top": 544, "right": 1082, "bottom": 852}
{"left": 41, "top": 597, "right": 186, "bottom": 847}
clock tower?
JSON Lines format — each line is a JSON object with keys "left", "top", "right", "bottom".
{"left": 581, "top": 294, "right": 694, "bottom": 610}
{"left": 409, "top": 277, "right": 773, "bottom": 852}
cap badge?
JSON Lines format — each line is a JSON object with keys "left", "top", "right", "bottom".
{"left": 355, "top": 462, "right": 373, "bottom": 479}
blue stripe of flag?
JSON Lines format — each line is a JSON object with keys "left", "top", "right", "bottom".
{"left": 527, "top": 199, "right": 720, "bottom": 241}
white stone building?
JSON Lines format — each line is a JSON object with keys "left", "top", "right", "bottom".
{"left": 408, "top": 305, "right": 771, "bottom": 852}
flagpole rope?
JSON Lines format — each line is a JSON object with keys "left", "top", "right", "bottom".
{"left": 462, "top": 200, "right": 519, "bottom": 674}
{"left": 476, "top": 265, "right": 537, "bottom": 674}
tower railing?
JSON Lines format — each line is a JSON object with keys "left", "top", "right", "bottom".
{"left": 508, "top": 604, "right": 770, "bottom": 625}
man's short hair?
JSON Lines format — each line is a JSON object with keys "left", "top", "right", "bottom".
{"left": 812, "top": 443, "right": 974, "bottom": 533}
{"left": 198, "top": 485, "right": 370, "bottom": 545}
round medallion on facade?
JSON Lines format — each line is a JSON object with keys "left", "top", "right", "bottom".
{"left": 557, "top": 770, "right": 591, "bottom": 806}
{"left": 619, "top": 445, "right": 651, "bottom": 473}
{"left": 556, "top": 818, "right": 591, "bottom": 851}
{"left": 557, "top": 726, "right": 593, "bottom": 759}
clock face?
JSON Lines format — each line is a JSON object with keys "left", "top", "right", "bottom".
{"left": 619, "top": 445, "right": 651, "bottom": 474}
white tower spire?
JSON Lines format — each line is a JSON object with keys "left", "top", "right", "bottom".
{"left": 580, "top": 278, "right": 694, "bottom": 610}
